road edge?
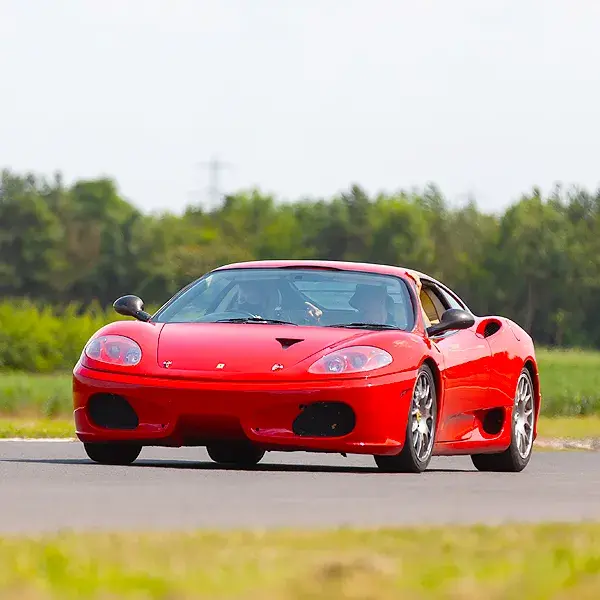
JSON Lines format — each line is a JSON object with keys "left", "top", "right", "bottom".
{"left": 534, "top": 437, "right": 600, "bottom": 451}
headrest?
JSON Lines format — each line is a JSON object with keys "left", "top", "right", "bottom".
{"left": 349, "top": 284, "right": 388, "bottom": 310}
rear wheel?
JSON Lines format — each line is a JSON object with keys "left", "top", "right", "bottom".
{"left": 84, "top": 442, "right": 142, "bottom": 465}
{"left": 471, "top": 367, "right": 535, "bottom": 472}
{"left": 374, "top": 364, "right": 437, "bottom": 473}
{"left": 206, "top": 440, "right": 265, "bottom": 467}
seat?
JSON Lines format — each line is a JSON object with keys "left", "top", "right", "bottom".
{"left": 420, "top": 289, "right": 441, "bottom": 325}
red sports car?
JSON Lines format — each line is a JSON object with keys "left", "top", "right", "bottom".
{"left": 72, "top": 260, "right": 541, "bottom": 473}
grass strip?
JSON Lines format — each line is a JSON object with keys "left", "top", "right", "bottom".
{"left": 536, "top": 416, "right": 600, "bottom": 440}
{"left": 0, "top": 418, "right": 75, "bottom": 439}
{"left": 1, "top": 523, "right": 600, "bottom": 599}
{"left": 536, "top": 348, "right": 600, "bottom": 416}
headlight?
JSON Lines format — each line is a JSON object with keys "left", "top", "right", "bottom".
{"left": 308, "top": 346, "right": 392, "bottom": 374}
{"left": 84, "top": 335, "right": 142, "bottom": 366}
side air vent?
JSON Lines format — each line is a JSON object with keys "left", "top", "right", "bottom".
{"left": 484, "top": 321, "right": 501, "bottom": 338}
{"left": 481, "top": 407, "right": 505, "bottom": 435}
{"left": 276, "top": 338, "right": 304, "bottom": 350}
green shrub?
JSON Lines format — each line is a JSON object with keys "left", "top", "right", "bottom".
{"left": 0, "top": 299, "right": 123, "bottom": 372}
{"left": 0, "top": 372, "right": 73, "bottom": 418}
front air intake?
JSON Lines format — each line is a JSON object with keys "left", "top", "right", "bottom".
{"left": 292, "top": 401, "right": 356, "bottom": 437}
{"left": 87, "top": 393, "right": 139, "bottom": 430}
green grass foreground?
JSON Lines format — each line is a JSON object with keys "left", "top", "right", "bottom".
{"left": 1, "top": 524, "right": 600, "bottom": 599}
{"left": 2, "top": 347, "right": 600, "bottom": 419}
{"left": 1, "top": 416, "right": 599, "bottom": 441}
{"left": 0, "top": 418, "right": 75, "bottom": 439}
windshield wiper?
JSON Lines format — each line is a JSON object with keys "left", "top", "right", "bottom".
{"left": 324, "top": 322, "right": 401, "bottom": 330}
{"left": 215, "top": 317, "right": 298, "bottom": 325}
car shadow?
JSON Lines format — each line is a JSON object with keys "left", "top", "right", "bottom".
{"left": 1, "top": 457, "right": 476, "bottom": 474}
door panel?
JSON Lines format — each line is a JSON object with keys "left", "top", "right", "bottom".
{"left": 481, "top": 319, "right": 524, "bottom": 409}
{"left": 418, "top": 281, "right": 492, "bottom": 443}
{"left": 434, "top": 325, "right": 492, "bottom": 441}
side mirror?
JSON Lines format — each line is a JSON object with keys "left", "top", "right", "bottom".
{"left": 113, "top": 295, "right": 152, "bottom": 322}
{"left": 427, "top": 308, "right": 474, "bottom": 337}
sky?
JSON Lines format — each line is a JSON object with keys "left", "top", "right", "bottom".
{"left": 1, "top": 0, "right": 599, "bottom": 214}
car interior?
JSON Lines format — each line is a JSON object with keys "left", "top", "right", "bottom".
{"left": 197, "top": 276, "right": 414, "bottom": 329}
{"left": 420, "top": 287, "right": 444, "bottom": 327}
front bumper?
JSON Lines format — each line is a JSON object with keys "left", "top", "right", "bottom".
{"left": 73, "top": 365, "right": 415, "bottom": 455}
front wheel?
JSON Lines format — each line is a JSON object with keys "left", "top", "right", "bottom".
{"left": 471, "top": 367, "right": 536, "bottom": 472}
{"left": 374, "top": 364, "right": 438, "bottom": 473}
{"left": 83, "top": 442, "right": 142, "bottom": 465}
{"left": 206, "top": 441, "right": 265, "bottom": 467}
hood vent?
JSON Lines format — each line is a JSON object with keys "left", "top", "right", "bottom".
{"left": 276, "top": 337, "right": 304, "bottom": 350}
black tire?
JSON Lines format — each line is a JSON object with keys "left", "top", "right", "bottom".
{"left": 471, "top": 367, "right": 535, "bottom": 473}
{"left": 206, "top": 440, "right": 265, "bottom": 467}
{"left": 374, "top": 364, "right": 438, "bottom": 473}
{"left": 84, "top": 442, "right": 142, "bottom": 465}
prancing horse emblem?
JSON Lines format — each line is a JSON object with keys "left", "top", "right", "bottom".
{"left": 272, "top": 363, "right": 284, "bottom": 371}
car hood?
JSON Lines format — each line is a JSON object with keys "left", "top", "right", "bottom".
{"left": 156, "top": 322, "right": 374, "bottom": 374}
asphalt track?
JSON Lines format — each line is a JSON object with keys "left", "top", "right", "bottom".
{"left": 1, "top": 441, "right": 599, "bottom": 534}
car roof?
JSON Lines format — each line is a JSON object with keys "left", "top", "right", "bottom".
{"left": 213, "top": 259, "right": 443, "bottom": 286}
{"left": 213, "top": 259, "right": 408, "bottom": 277}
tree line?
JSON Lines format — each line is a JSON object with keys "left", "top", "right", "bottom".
{"left": 1, "top": 168, "right": 599, "bottom": 349}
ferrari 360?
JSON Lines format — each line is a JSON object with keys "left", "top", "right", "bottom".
{"left": 72, "top": 260, "right": 540, "bottom": 473}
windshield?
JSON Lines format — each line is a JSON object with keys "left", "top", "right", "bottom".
{"left": 153, "top": 268, "right": 415, "bottom": 330}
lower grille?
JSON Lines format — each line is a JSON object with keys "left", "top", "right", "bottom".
{"left": 292, "top": 401, "right": 356, "bottom": 437}
{"left": 87, "top": 393, "right": 139, "bottom": 430}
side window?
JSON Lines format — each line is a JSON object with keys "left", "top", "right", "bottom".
{"left": 423, "top": 282, "right": 468, "bottom": 317}
{"left": 424, "top": 283, "right": 466, "bottom": 337}
{"left": 437, "top": 287, "right": 467, "bottom": 311}
{"left": 420, "top": 287, "right": 445, "bottom": 324}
